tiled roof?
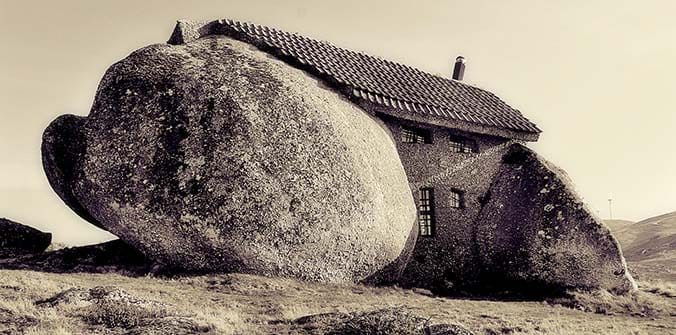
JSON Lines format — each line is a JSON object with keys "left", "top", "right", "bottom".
{"left": 169, "top": 19, "right": 541, "bottom": 139}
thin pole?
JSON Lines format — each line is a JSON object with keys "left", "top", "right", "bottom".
{"left": 608, "top": 198, "right": 613, "bottom": 220}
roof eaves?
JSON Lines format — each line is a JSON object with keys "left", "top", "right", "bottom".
{"left": 168, "top": 19, "right": 542, "bottom": 138}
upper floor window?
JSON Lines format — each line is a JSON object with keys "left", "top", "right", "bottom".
{"left": 449, "top": 189, "right": 464, "bottom": 208}
{"left": 402, "top": 126, "right": 431, "bottom": 144}
{"left": 418, "top": 188, "right": 435, "bottom": 236}
{"left": 449, "top": 135, "right": 477, "bottom": 153}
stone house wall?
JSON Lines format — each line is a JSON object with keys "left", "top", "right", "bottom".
{"left": 373, "top": 111, "right": 516, "bottom": 290}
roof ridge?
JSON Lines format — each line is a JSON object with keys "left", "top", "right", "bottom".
{"left": 168, "top": 19, "right": 541, "bottom": 140}
{"left": 230, "top": 19, "right": 502, "bottom": 100}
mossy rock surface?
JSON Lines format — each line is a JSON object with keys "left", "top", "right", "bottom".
{"left": 475, "top": 144, "right": 636, "bottom": 294}
{"left": 42, "top": 36, "right": 416, "bottom": 283}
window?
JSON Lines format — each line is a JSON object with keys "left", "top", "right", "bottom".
{"left": 449, "top": 189, "right": 464, "bottom": 208}
{"left": 418, "top": 188, "right": 435, "bottom": 236}
{"left": 402, "top": 126, "right": 431, "bottom": 144}
{"left": 449, "top": 135, "right": 477, "bottom": 153}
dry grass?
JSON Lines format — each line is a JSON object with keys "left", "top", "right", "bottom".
{"left": 0, "top": 270, "right": 673, "bottom": 334}
{"left": 640, "top": 280, "right": 676, "bottom": 298}
{"left": 546, "top": 280, "right": 676, "bottom": 320}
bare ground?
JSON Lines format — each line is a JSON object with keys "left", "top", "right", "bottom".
{"left": 0, "top": 269, "right": 674, "bottom": 335}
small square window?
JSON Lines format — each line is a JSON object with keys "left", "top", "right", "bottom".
{"left": 449, "top": 189, "right": 464, "bottom": 208}
{"left": 402, "top": 126, "right": 431, "bottom": 144}
{"left": 449, "top": 135, "right": 476, "bottom": 153}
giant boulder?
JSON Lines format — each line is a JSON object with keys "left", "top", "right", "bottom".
{"left": 41, "top": 35, "right": 417, "bottom": 283}
{"left": 475, "top": 145, "right": 636, "bottom": 294}
{"left": 0, "top": 218, "right": 51, "bottom": 258}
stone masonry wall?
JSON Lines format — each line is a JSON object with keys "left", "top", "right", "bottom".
{"left": 375, "top": 112, "right": 513, "bottom": 290}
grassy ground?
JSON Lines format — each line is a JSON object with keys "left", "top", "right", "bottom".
{"left": 0, "top": 269, "right": 674, "bottom": 334}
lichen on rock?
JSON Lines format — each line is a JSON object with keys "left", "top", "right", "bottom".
{"left": 41, "top": 36, "right": 416, "bottom": 283}
{"left": 475, "top": 144, "right": 636, "bottom": 294}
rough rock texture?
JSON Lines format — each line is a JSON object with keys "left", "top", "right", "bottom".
{"left": 0, "top": 218, "right": 51, "bottom": 258}
{"left": 36, "top": 286, "right": 161, "bottom": 308}
{"left": 427, "top": 323, "right": 475, "bottom": 335}
{"left": 41, "top": 35, "right": 417, "bottom": 283}
{"left": 0, "top": 239, "right": 151, "bottom": 275}
{"left": 475, "top": 145, "right": 636, "bottom": 294}
{"left": 290, "top": 308, "right": 475, "bottom": 335}
{"left": 42, "top": 115, "right": 102, "bottom": 228}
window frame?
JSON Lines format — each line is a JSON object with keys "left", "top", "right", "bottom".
{"left": 449, "top": 188, "right": 465, "bottom": 209}
{"left": 402, "top": 126, "right": 432, "bottom": 144}
{"left": 418, "top": 187, "right": 436, "bottom": 237}
{"left": 449, "top": 134, "right": 477, "bottom": 153}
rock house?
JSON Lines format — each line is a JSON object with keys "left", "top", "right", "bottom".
{"left": 42, "top": 18, "right": 635, "bottom": 295}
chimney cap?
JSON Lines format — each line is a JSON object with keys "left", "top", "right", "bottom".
{"left": 455, "top": 55, "right": 465, "bottom": 63}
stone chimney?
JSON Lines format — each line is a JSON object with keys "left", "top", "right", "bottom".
{"left": 452, "top": 56, "right": 465, "bottom": 81}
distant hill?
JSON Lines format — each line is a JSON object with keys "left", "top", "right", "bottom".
{"left": 603, "top": 219, "right": 635, "bottom": 236}
{"left": 623, "top": 212, "right": 676, "bottom": 260}
{"left": 605, "top": 212, "right": 676, "bottom": 282}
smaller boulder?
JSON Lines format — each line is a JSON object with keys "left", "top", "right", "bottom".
{"left": 0, "top": 218, "right": 51, "bottom": 258}
{"left": 475, "top": 145, "right": 636, "bottom": 294}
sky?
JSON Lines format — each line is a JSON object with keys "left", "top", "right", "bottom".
{"left": 0, "top": 0, "right": 674, "bottom": 245}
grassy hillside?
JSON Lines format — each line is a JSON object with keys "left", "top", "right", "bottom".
{"left": 604, "top": 220, "right": 635, "bottom": 235}
{"left": 605, "top": 212, "right": 676, "bottom": 282}
{"left": 0, "top": 270, "right": 674, "bottom": 335}
{"left": 622, "top": 212, "right": 676, "bottom": 260}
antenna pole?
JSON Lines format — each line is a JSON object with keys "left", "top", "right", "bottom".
{"left": 607, "top": 198, "right": 613, "bottom": 220}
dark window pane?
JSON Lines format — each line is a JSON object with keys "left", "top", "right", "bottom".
{"left": 450, "top": 189, "right": 463, "bottom": 208}
{"left": 418, "top": 187, "right": 435, "bottom": 236}
{"left": 449, "top": 135, "right": 476, "bottom": 153}
{"left": 402, "top": 126, "right": 431, "bottom": 144}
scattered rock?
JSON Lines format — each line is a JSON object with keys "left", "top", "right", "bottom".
{"left": 36, "top": 286, "right": 163, "bottom": 309}
{"left": 427, "top": 323, "right": 475, "bottom": 335}
{"left": 294, "top": 312, "right": 351, "bottom": 325}
{"left": 412, "top": 287, "right": 435, "bottom": 297}
{"left": 124, "top": 317, "right": 216, "bottom": 335}
{"left": 292, "top": 312, "right": 351, "bottom": 334}
{"left": 475, "top": 144, "right": 636, "bottom": 294}
{"left": 0, "top": 218, "right": 51, "bottom": 258}
{"left": 0, "top": 239, "right": 151, "bottom": 274}
{"left": 290, "top": 308, "right": 477, "bottom": 335}
{"left": 35, "top": 287, "right": 93, "bottom": 308}
{"left": 42, "top": 35, "right": 416, "bottom": 283}
{"left": 327, "top": 307, "right": 427, "bottom": 335}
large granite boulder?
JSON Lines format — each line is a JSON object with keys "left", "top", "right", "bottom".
{"left": 475, "top": 145, "right": 636, "bottom": 294}
{"left": 0, "top": 218, "right": 51, "bottom": 258}
{"left": 41, "top": 36, "right": 417, "bottom": 283}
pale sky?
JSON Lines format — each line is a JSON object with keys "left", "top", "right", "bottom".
{"left": 1, "top": 0, "right": 674, "bottom": 245}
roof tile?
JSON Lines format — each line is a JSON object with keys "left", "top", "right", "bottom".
{"left": 170, "top": 19, "right": 541, "bottom": 137}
